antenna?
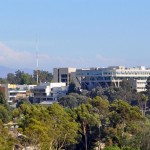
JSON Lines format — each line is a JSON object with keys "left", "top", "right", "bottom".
{"left": 36, "top": 38, "right": 39, "bottom": 85}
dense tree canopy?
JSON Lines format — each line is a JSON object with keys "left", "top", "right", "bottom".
{"left": 33, "top": 70, "right": 53, "bottom": 83}
{"left": 2, "top": 69, "right": 53, "bottom": 85}
{"left": 0, "top": 75, "right": 150, "bottom": 149}
{"left": 13, "top": 103, "right": 79, "bottom": 150}
{"left": 58, "top": 93, "right": 89, "bottom": 109}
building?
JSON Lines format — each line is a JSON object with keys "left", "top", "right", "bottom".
{"left": 76, "top": 66, "right": 150, "bottom": 92}
{"left": 53, "top": 68, "right": 77, "bottom": 85}
{"left": 0, "top": 84, "right": 36, "bottom": 103}
{"left": 32, "top": 82, "right": 68, "bottom": 103}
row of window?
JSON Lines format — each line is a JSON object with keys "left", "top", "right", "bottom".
{"left": 116, "top": 72, "right": 150, "bottom": 75}
{"left": 137, "top": 82, "right": 145, "bottom": 84}
{"left": 137, "top": 87, "right": 145, "bottom": 89}
{"left": 77, "top": 71, "right": 150, "bottom": 76}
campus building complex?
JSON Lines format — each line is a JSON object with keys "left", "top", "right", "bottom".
{"left": 76, "top": 66, "right": 150, "bottom": 92}
{"left": 0, "top": 84, "right": 36, "bottom": 103}
{"left": 53, "top": 67, "right": 77, "bottom": 85}
{"left": 32, "top": 82, "right": 68, "bottom": 104}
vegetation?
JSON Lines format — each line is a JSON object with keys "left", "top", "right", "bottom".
{"left": 8, "top": 95, "right": 149, "bottom": 149}
{"left": 0, "top": 69, "right": 53, "bottom": 85}
{"left": 0, "top": 77, "right": 150, "bottom": 149}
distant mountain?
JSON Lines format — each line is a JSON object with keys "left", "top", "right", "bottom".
{"left": 0, "top": 66, "right": 34, "bottom": 78}
{"left": 0, "top": 66, "right": 16, "bottom": 78}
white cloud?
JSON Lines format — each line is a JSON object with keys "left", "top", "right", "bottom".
{"left": 0, "top": 42, "right": 127, "bottom": 71}
{"left": 0, "top": 42, "right": 90, "bottom": 70}
{"left": 0, "top": 42, "right": 34, "bottom": 69}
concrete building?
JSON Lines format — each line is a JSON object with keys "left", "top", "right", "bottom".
{"left": 53, "top": 68, "right": 77, "bottom": 85}
{"left": 0, "top": 84, "right": 36, "bottom": 103}
{"left": 32, "top": 82, "right": 68, "bottom": 103}
{"left": 76, "top": 66, "right": 150, "bottom": 92}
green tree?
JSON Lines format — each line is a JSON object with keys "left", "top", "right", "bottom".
{"left": 68, "top": 82, "right": 76, "bottom": 94}
{"left": 14, "top": 103, "right": 79, "bottom": 150}
{"left": 145, "top": 76, "right": 150, "bottom": 94}
{"left": 20, "top": 73, "right": 31, "bottom": 85}
{"left": 104, "top": 146, "right": 120, "bottom": 150}
{"left": 0, "top": 92, "right": 6, "bottom": 105}
{"left": 91, "top": 96, "right": 109, "bottom": 117}
{"left": 90, "top": 96, "right": 109, "bottom": 149}
{"left": 0, "top": 105, "right": 9, "bottom": 123}
{"left": 120, "top": 79, "right": 132, "bottom": 92}
{"left": 7, "top": 73, "right": 16, "bottom": 84}
{"left": 58, "top": 95, "right": 77, "bottom": 108}
{"left": 58, "top": 93, "right": 89, "bottom": 109}
{"left": 0, "top": 78, "right": 8, "bottom": 84}
{"left": 75, "top": 104, "right": 100, "bottom": 150}
{"left": 130, "top": 124, "right": 150, "bottom": 150}
{"left": 0, "top": 92, "right": 10, "bottom": 111}
{"left": 47, "top": 103, "right": 79, "bottom": 150}
{"left": 15, "top": 70, "right": 23, "bottom": 84}
{"left": 105, "top": 100, "right": 145, "bottom": 148}
{"left": 0, "top": 120, "right": 18, "bottom": 149}
{"left": 33, "top": 70, "right": 53, "bottom": 83}
{"left": 138, "top": 94, "right": 148, "bottom": 116}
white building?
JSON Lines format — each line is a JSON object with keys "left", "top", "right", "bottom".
{"left": 32, "top": 82, "right": 68, "bottom": 103}
{"left": 76, "top": 66, "right": 150, "bottom": 92}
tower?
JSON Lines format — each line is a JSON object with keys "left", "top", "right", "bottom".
{"left": 36, "top": 39, "right": 39, "bottom": 85}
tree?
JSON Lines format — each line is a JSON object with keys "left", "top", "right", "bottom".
{"left": 58, "top": 93, "right": 89, "bottom": 109}
{"left": 14, "top": 103, "right": 79, "bottom": 150}
{"left": 20, "top": 73, "right": 31, "bottom": 85}
{"left": 105, "top": 100, "right": 145, "bottom": 148}
{"left": 90, "top": 96, "right": 109, "bottom": 150}
{"left": 145, "top": 76, "right": 150, "bottom": 93}
{"left": 47, "top": 103, "right": 79, "bottom": 150}
{"left": 0, "top": 105, "right": 9, "bottom": 123}
{"left": 138, "top": 94, "right": 148, "bottom": 116}
{"left": 91, "top": 96, "right": 109, "bottom": 117}
{"left": 145, "top": 76, "right": 150, "bottom": 109}
{"left": 0, "top": 78, "right": 8, "bottom": 84}
{"left": 33, "top": 70, "right": 53, "bottom": 83}
{"left": 130, "top": 124, "right": 150, "bottom": 150}
{"left": 68, "top": 82, "right": 76, "bottom": 94}
{"left": 89, "top": 86, "right": 107, "bottom": 99}
{"left": 16, "top": 98, "right": 30, "bottom": 108}
{"left": 120, "top": 79, "right": 132, "bottom": 92}
{"left": 0, "top": 120, "right": 18, "bottom": 149}
{"left": 104, "top": 146, "right": 120, "bottom": 150}
{"left": 15, "top": 70, "right": 23, "bottom": 84}
{"left": 0, "top": 92, "right": 6, "bottom": 106}
{"left": 7, "top": 70, "right": 30, "bottom": 84}
{"left": 75, "top": 104, "right": 100, "bottom": 150}
{"left": 7, "top": 73, "right": 16, "bottom": 84}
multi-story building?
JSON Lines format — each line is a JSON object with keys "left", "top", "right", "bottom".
{"left": 32, "top": 82, "right": 68, "bottom": 103}
{"left": 76, "top": 66, "right": 150, "bottom": 92}
{"left": 53, "top": 68, "right": 77, "bottom": 85}
{"left": 0, "top": 84, "right": 26, "bottom": 103}
{"left": 0, "top": 84, "right": 36, "bottom": 103}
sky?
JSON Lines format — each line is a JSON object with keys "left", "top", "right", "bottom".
{"left": 0, "top": 0, "right": 150, "bottom": 72}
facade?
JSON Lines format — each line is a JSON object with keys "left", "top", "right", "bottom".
{"left": 76, "top": 66, "right": 150, "bottom": 92}
{"left": 32, "top": 82, "right": 68, "bottom": 103}
{"left": 0, "top": 84, "right": 36, "bottom": 103}
{"left": 53, "top": 68, "right": 77, "bottom": 85}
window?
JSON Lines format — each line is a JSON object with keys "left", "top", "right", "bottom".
{"left": 61, "top": 79, "right": 67, "bottom": 82}
{"left": 61, "top": 74, "right": 67, "bottom": 78}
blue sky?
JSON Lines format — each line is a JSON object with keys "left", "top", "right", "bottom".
{"left": 0, "top": 0, "right": 150, "bottom": 71}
